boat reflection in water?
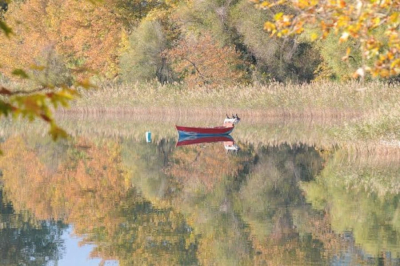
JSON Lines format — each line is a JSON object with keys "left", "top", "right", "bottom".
{"left": 177, "top": 135, "right": 239, "bottom": 152}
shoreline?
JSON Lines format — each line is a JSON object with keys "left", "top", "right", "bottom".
{"left": 57, "top": 106, "right": 365, "bottom": 120}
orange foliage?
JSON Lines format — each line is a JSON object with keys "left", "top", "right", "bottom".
{"left": 0, "top": 136, "right": 53, "bottom": 218}
{"left": 0, "top": 0, "right": 123, "bottom": 79}
{"left": 0, "top": 136, "right": 129, "bottom": 224}
{"left": 0, "top": 136, "right": 196, "bottom": 264}
{"left": 52, "top": 0, "right": 123, "bottom": 78}
{"left": 166, "top": 33, "right": 247, "bottom": 88}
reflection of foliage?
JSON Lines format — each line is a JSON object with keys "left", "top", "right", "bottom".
{"left": 165, "top": 141, "right": 245, "bottom": 191}
{"left": 3, "top": 131, "right": 400, "bottom": 264}
{"left": 121, "top": 137, "right": 181, "bottom": 206}
{"left": 240, "top": 144, "right": 324, "bottom": 238}
{"left": 239, "top": 144, "right": 327, "bottom": 265}
{"left": 123, "top": 138, "right": 255, "bottom": 264}
{"left": 81, "top": 191, "right": 198, "bottom": 266}
{"left": 176, "top": 159, "right": 253, "bottom": 266}
{"left": 145, "top": 140, "right": 255, "bottom": 265}
{"left": 0, "top": 135, "right": 198, "bottom": 265}
{"left": 0, "top": 189, "right": 66, "bottom": 266}
{"left": 302, "top": 149, "right": 400, "bottom": 257}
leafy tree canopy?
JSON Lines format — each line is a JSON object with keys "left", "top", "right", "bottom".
{"left": 253, "top": 0, "right": 400, "bottom": 80}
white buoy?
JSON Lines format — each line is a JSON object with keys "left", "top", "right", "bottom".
{"left": 146, "top": 131, "right": 152, "bottom": 143}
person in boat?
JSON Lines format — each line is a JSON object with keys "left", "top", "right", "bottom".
{"left": 223, "top": 114, "right": 240, "bottom": 127}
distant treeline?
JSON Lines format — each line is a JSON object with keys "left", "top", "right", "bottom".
{"left": 0, "top": 0, "right": 396, "bottom": 87}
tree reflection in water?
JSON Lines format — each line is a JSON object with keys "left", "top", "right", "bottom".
{"left": 0, "top": 189, "right": 66, "bottom": 266}
{"left": 0, "top": 133, "right": 399, "bottom": 265}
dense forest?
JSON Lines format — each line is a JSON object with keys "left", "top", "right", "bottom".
{"left": 0, "top": 0, "right": 398, "bottom": 87}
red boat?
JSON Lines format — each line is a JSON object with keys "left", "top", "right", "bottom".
{"left": 176, "top": 125, "right": 234, "bottom": 136}
{"left": 176, "top": 115, "right": 240, "bottom": 136}
{"left": 177, "top": 135, "right": 234, "bottom": 146}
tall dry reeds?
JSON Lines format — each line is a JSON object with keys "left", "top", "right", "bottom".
{"left": 66, "top": 80, "right": 399, "bottom": 142}
{"left": 1, "top": 79, "right": 399, "bottom": 145}
{"left": 72, "top": 80, "right": 398, "bottom": 115}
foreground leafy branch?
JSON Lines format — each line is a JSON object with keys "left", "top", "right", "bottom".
{"left": 0, "top": 84, "right": 84, "bottom": 141}
{"left": 254, "top": 0, "right": 400, "bottom": 79}
{"left": 0, "top": 0, "right": 100, "bottom": 154}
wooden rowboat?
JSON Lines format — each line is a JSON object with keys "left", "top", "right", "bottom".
{"left": 176, "top": 114, "right": 240, "bottom": 136}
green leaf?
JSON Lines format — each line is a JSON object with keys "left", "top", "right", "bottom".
{"left": 0, "top": 20, "right": 13, "bottom": 37}
{"left": 0, "top": 100, "right": 13, "bottom": 116}
{"left": 11, "top": 69, "right": 30, "bottom": 79}
{"left": 49, "top": 124, "right": 68, "bottom": 141}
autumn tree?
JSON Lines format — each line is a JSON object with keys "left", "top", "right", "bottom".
{"left": 0, "top": 0, "right": 111, "bottom": 143}
{"left": 166, "top": 33, "right": 247, "bottom": 87}
{"left": 0, "top": 0, "right": 127, "bottom": 80}
{"left": 255, "top": 0, "right": 400, "bottom": 80}
{"left": 169, "top": 0, "right": 321, "bottom": 83}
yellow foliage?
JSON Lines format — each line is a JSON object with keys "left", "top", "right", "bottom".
{"left": 0, "top": 0, "right": 124, "bottom": 79}
{"left": 256, "top": 0, "right": 400, "bottom": 79}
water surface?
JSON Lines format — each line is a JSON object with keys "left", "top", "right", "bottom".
{"left": 0, "top": 114, "right": 399, "bottom": 265}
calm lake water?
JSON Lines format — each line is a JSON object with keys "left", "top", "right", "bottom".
{"left": 0, "top": 114, "right": 399, "bottom": 266}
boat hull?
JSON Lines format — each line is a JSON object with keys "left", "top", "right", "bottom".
{"left": 176, "top": 125, "right": 234, "bottom": 136}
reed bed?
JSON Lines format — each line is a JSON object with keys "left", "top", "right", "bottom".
{"left": 72, "top": 80, "right": 398, "bottom": 114}
{"left": 1, "top": 78, "right": 399, "bottom": 144}
{"left": 65, "top": 80, "right": 400, "bottom": 143}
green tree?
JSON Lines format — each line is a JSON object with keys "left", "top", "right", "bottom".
{"left": 120, "top": 19, "right": 173, "bottom": 83}
{"left": 112, "top": 0, "right": 171, "bottom": 30}
{"left": 232, "top": 0, "right": 321, "bottom": 82}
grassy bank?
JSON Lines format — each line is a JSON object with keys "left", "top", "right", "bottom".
{"left": 72, "top": 80, "right": 397, "bottom": 112}
{"left": 1, "top": 77, "right": 399, "bottom": 143}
